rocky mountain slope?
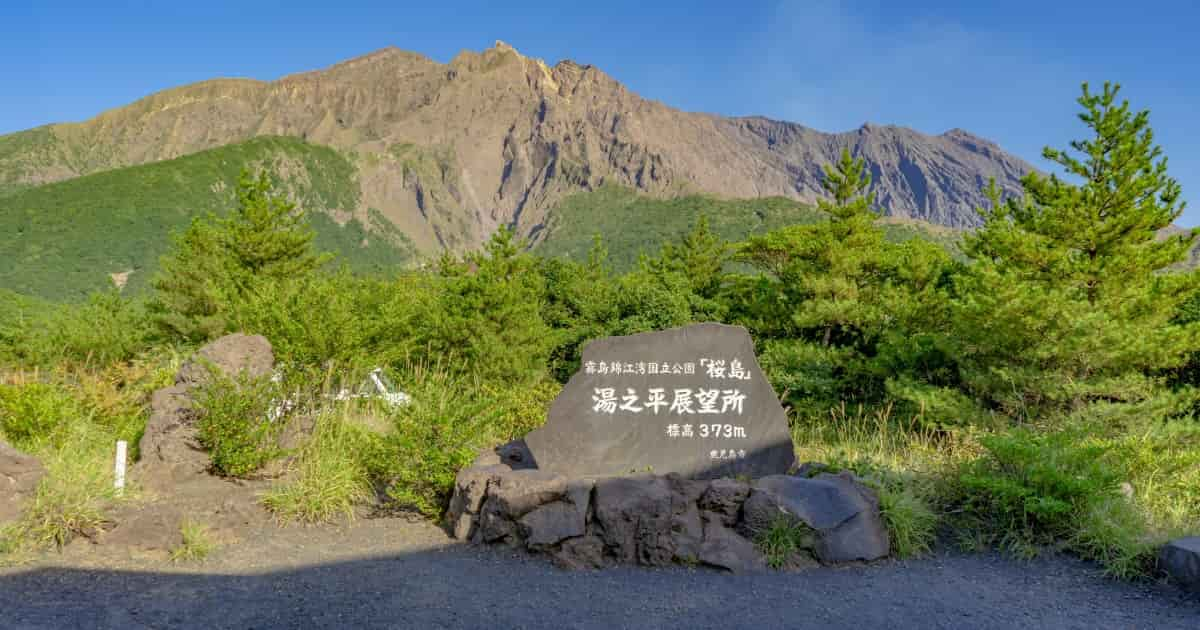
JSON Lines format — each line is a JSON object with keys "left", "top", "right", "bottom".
{"left": 0, "top": 42, "right": 1036, "bottom": 253}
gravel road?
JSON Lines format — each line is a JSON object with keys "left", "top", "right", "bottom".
{"left": 0, "top": 517, "right": 1196, "bottom": 630}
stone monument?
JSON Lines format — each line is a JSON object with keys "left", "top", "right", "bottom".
{"left": 446, "top": 323, "right": 889, "bottom": 571}
{"left": 522, "top": 322, "right": 795, "bottom": 478}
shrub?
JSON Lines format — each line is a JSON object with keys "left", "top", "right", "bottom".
{"left": 955, "top": 427, "right": 1130, "bottom": 562}
{"left": 150, "top": 170, "right": 330, "bottom": 343}
{"left": 372, "top": 363, "right": 557, "bottom": 517}
{"left": 755, "top": 515, "right": 815, "bottom": 569}
{"left": 875, "top": 482, "right": 938, "bottom": 558}
{"left": 417, "top": 229, "right": 553, "bottom": 385}
{"left": 192, "top": 372, "right": 286, "bottom": 477}
{"left": 758, "top": 339, "right": 857, "bottom": 418}
{"left": 232, "top": 271, "right": 434, "bottom": 367}
{"left": 0, "top": 382, "right": 85, "bottom": 451}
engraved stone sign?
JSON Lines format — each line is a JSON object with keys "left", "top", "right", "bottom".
{"left": 522, "top": 323, "right": 796, "bottom": 478}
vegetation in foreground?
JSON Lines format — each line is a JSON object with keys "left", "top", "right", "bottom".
{"left": 1, "top": 82, "right": 1198, "bottom": 581}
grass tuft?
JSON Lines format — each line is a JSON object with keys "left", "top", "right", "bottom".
{"left": 170, "top": 519, "right": 217, "bottom": 563}
{"left": 260, "top": 410, "right": 375, "bottom": 525}
{"left": 755, "top": 515, "right": 814, "bottom": 569}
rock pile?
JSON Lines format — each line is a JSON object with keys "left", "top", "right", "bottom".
{"left": 447, "top": 451, "right": 890, "bottom": 572}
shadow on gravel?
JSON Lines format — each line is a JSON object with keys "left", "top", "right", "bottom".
{"left": 1, "top": 546, "right": 1197, "bottom": 630}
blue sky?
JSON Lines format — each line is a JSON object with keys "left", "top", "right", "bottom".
{"left": 4, "top": 0, "right": 1197, "bottom": 224}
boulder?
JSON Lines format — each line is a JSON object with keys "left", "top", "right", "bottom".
{"left": 0, "top": 440, "right": 44, "bottom": 524}
{"left": 174, "top": 333, "right": 275, "bottom": 388}
{"left": 698, "top": 520, "right": 765, "bottom": 574}
{"left": 812, "top": 472, "right": 891, "bottom": 563}
{"left": 592, "top": 476, "right": 675, "bottom": 566}
{"left": 523, "top": 323, "right": 796, "bottom": 479}
{"left": 553, "top": 534, "right": 608, "bottom": 570}
{"left": 137, "top": 385, "right": 209, "bottom": 487}
{"left": 486, "top": 469, "right": 569, "bottom": 518}
{"left": 664, "top": 474, "right": 707, "bottom": 562}
{"left": 742, "top": 472, "right": 889, "bottom": 564}
{"left": 446, "top": 464, "right": 508, "bottom": 540}
{"left": 520, "top": 501, "right": 586, "bottom": 548}
{"left": 474, "top": 469, "right": 569, "bottom": 546}
{"left": 445, "top": 460, "right": 891, "bottom": 570}
{"left": 495, "top": 439, "right": 537, "bottom": 470}
{"left": 699, "top": 478, "right": 750, "bottom": 526}
{"left": 1161, "top": 537, "right": 1200, "bottom": 591}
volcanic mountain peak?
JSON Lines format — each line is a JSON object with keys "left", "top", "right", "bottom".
{"left": 0, "top": 42, "right": 1038, "bottom": 251}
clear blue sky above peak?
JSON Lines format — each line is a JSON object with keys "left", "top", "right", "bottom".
{"left": 4, "top": 0, "right": 1197, "bottom": 225}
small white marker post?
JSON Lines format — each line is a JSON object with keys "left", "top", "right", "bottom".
{"left": 114, "top": 440, "right": 127, "bottom": 497}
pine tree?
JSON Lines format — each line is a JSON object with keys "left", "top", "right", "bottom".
{"left": 954, "top": 82, "right": 1200, "bottom": 418}
{"left": 739, "top": 147, "right": 890, "bottom": 346}
{"left": 817, "top": 148, "right": 876, "bottom": 225}
{"left": 222, "top": 170, "right": 326, "bottom": 283}
{"left": 966, "top": 82, "right": 1192, "bottom": 303}
{"left": 736, "top": 148, "right": 956, "bottom": 417}
{"left": 150, "top": 170, "right": 328, "bottom": 341}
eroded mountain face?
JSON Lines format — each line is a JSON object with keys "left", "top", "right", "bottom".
{"left": 0, "top": 41, "right": 1035, "bottom": 251}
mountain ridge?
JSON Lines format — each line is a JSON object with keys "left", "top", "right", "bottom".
{"left": 0, "top": 41, "right": 1038, "bottom": 251}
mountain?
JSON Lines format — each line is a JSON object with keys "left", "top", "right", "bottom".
{"left": 0, "top": 42, "right": 1036, "bottom": 258}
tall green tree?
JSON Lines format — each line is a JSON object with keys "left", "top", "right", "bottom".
{"left": 150, "top": 170, "right": 328, "bottom": 341}
{"left": 420, "top": 227, "right": 553, "bottom": 384}
{"left": 223, "top": 170, "right": 326, "bottom": 283}
{"left": 739, "top": 148, "right": 894, "bottom": 346}
{"left": 954, "top": 82, "right": 1200, "bottom": 419}
{"left": 736, "top": 149, "right": 955, "bottom": 417}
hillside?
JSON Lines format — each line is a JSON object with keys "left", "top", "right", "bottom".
{"left": 0, "top": 42, "right": 1037, "bottom": 256}
{"left": 0, "top": 137, "right": 415, "bottom": 301}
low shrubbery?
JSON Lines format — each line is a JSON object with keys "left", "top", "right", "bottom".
{"left": 0, "top": 358, "right": 172, "bottom": 555}
{"left": 192, "top": 372, "right": 288, "bottom": 478}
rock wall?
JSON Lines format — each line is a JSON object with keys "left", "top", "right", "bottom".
{"left": 447, "top": 451, "right": 890, "bottom": 572}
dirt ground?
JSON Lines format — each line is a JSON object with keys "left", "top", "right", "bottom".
{"left": 1, "top": 507, "right": 1197, "bottom": 630}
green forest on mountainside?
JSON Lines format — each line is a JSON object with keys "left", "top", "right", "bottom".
{"left": 0, "top": 136, "right": 415, "bottom": 300}
{"left": 535, "top": 185, "right": 967, "bottom": 270}
{"left": 0, "top": 140, "right": 968, "bottom": 301}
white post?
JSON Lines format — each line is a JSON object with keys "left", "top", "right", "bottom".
{"left": 114, "top": 440, "right": 127, "bottom": 496}
{"left": 370, "top": 369, "right": 388, "bottom": 395}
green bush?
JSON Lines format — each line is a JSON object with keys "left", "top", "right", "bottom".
{"left": 192, "top": 372, "right": 286, "bottom": 477}
{"left": 0, "top": 288, "right": 154, "bottom": 368}
{"left": 232, "top": 270, "right": 434, "bottom": 367}
{"left": 416, "top": 228, "right": 553, "bottom": 385}
{"left": 758, "top": 338, "right": 857, "bottom": 418}
{"left": 372, "top": 363, "right": 557, "bottom": 517}
{"left": 0, "top": 382, "right": 82, "bottom": 451}
{"left": 956, "top": 427, "right": 1130, "bottom": 561}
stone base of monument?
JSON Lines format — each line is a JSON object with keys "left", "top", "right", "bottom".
{"left": 446, "top": 450, "right": 891, "bottom": 572}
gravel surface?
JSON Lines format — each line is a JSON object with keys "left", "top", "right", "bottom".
{"left": 0, "top": 517, "right": 1196, "bottom": 630}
